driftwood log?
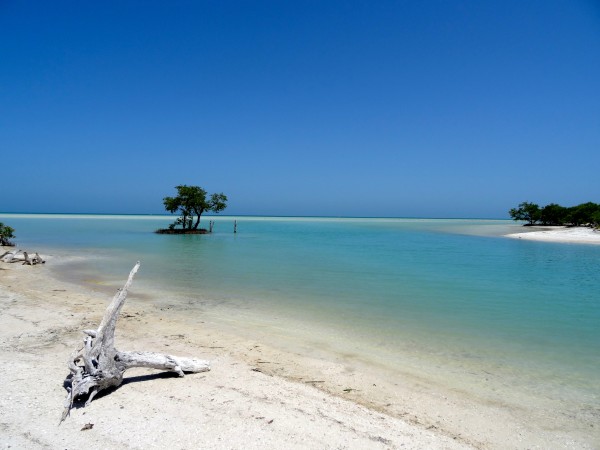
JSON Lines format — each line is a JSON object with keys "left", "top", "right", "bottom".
{"left": 0, "top": 249, "right": 17, "bottom": 261}
{"left": 0, "top": 250, "right": 45, "bottom": 265}
{"left": 61, "top": 261, "right": 210, "bottom": 422}
{"left": 1, "top": 249, "right": 21, "bottom": 263}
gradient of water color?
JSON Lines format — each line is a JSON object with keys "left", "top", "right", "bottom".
{"left": 3, "top": 213, "right": 599, "bottom": 424}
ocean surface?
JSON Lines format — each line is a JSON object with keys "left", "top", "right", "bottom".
{"left": 2, "top": 213, "right": 599, "bottom": 425}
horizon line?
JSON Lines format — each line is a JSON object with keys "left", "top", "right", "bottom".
{"left": 0, "top": 211, "right": 509, "bottom": 221}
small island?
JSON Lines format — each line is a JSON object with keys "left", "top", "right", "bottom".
{"left": 509, "top": 201, "right": 600, "bottom": 228}
{"left": 156, "top": 185, "right": 227, "bottom": 234}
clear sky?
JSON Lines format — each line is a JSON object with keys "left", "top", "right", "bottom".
{"left": 2, "top": 1, "right": 599, "bottom": 218}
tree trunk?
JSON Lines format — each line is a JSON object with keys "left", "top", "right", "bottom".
{"left": 61, "top": 262, "right": 210, "bottom": 423}
{"left": 192, "top": 208, "right": 204, "bottom": 230}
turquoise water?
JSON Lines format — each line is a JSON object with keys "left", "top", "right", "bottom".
{"left": 3, "top": 214, "right": 600, "bottom": 414}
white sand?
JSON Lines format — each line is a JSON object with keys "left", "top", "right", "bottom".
{"left": 505, "top": 226, "right": 600, "bottom": 244}
{"left": 1, "top": 251, "right": 598, "bottom": 449}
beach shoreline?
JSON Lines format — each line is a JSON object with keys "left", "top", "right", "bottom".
{"left": 1, "top": 248, "right": 598, "bottom": 448}
{"left": 505, "top": 225, "right": 600, "bottom": 244}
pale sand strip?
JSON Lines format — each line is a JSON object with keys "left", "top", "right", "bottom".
{"left": 1, "top": 256, "right": 597, "bottom": 449}
{"left": 506, "top": 226, "right": 600, "bottom": 244}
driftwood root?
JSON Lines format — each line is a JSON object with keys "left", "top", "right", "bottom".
{"left": 61, "top": 261, "right": 210, "bottom": 423}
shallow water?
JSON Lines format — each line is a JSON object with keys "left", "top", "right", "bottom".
{"left": 3, "top": 213, "right": 600, "bottom": 424}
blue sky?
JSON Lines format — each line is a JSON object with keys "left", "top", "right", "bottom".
{"left": 2, "top": 1, "right": 599, "bottom": 218}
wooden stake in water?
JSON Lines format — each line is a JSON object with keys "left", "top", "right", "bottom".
{"left": 234, "top": 220, "right": 237, "bottom": 233}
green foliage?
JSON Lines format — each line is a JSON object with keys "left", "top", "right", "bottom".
{"left": 540, "top": 203, "right": 568, "bottom": 225}
{"left": 567, "top": 202, "right": 600, "bottom": 227}
{"left": 591, "top": 211, "right": 600, "bottom": 228}
{"left": 0, "top": 222, "right": 16, "bottom": 246}
{"left": 162, "top": 185, "right": 228, "bottom": 230}
{"left": 508, "top": 202, "right": 541, "bottom": 225}
{"left": 509, "top": 201, "right": 600, "bottom": 227}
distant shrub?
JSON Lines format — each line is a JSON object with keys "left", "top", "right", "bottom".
{"left": 509, "top": 202, "right": 600, "bottom": 227}
{"left": 0, "top": 222, "right": 15, "bottom": 246}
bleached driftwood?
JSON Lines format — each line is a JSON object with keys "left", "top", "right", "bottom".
{"left": 1, "top": 249, "right": 20, "bottom": 262}
{"left": 1, "top": 250, "right": 45, "bottom": 265}
{"left": 19, "top": 251, "right": 33, "bottom": 265}
{"left": 24, "top": 252, "right": 45, "bottom": 265}
{"left": 61, "top": 261, "right": 210, "bottom": 422}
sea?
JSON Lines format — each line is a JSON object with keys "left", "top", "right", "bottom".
{"left": 2, "top": 213, "right": 599, "bottom": 432}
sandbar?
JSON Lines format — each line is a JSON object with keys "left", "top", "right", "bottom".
{"left": 505, "top": 226, "right": 600, "bottom": 244}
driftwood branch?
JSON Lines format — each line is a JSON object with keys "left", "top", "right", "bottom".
{"left": 61, "top": 261, "right": 210, "bottom": 423}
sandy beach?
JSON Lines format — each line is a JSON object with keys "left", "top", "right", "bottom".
{"left": 1, "top": 249, "right": 598, "bottom": 449}
{"left": 505, "top": 226, "right": 600, "bottom": 244}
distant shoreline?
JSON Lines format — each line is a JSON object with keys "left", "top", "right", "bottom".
{"left": 505, "top": 226, "right": 600, "bottom": 245}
